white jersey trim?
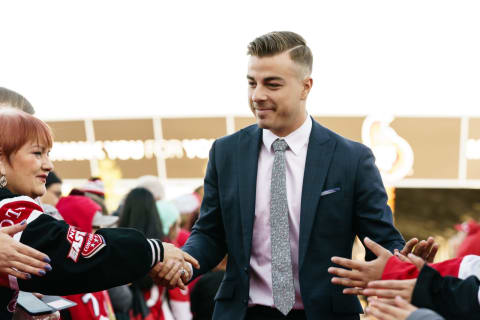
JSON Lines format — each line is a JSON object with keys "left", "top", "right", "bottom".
{"left": 458, "top": 255, "right": 480, "bottom": 280}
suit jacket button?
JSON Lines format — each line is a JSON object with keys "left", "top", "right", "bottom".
{"left": 243, "top": 299, "right": 247, "bottom": 304}
{"left": 243, "top": 266, "right": 248, "bottom": 272}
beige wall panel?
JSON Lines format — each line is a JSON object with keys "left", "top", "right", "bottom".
{"left": 314, "top": 116, "right": 364, "bottom": 142}
{"left": 53, "top": 160, "right": 91, "bottom": 179}
{"left": 469, "top": 118, "right": 480, "bottom": 139}
{"left": 162, "top": 118, "right": 227, "bottom": 139}
{"left": 166, "top": 158, "right": 208, "bottom": 179}
{"left": 47, "top": 121, "right": 86, "bottom": 142}
{"left": 93, "top": 119, "right": 154, "bottom": 140}
{"left": 114, "top": 159, "right": 158, "bottom": 179}
{"left": 391, "top": 118, "right": 460, "bottom": 179}
{"left": 234, "top": 116, "right": 256, "bottom": 131}
{"left": 467, "top": 160, "right": 480, "bottom": 179}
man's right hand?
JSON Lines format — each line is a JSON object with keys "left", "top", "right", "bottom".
{"left": 150, "top": 243, "right": 199, "bottom": 290}
{"left": 0, "top": 222, "right": 51, "bottom": 280}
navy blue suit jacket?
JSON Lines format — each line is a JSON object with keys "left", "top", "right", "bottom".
{"left": 183, "top": 118, "right": 405, "bottom": 320}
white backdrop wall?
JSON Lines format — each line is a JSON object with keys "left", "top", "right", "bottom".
{"left": 1, "top": 0, "right": 479, "bottom": 120}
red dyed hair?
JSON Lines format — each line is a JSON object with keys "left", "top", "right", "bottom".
{"left": 0, "top": 109, "right": 53, "bottom": 163}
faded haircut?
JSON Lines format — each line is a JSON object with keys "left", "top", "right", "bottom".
{"left": 247, "top": 31, "right": 313, "bottom": 76}
{"left": 0, "top": 87, "right": 35, "bottom": 114}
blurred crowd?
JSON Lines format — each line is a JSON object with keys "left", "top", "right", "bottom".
{"left": 41, "top": 169, "right": 218, "bottom": 320}
{"left": 0, "top": 87, "right": 220, "bottom": 320}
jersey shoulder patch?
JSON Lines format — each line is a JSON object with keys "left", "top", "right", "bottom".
{"left": 66, "top": 226, "right": 106, "bottom": 262}
{"left": 81, "top": 233, "right": 106, "bottom": 258}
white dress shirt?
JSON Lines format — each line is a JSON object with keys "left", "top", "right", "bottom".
{"left": 248, "top": 116, "right": 312, "bottom": 309}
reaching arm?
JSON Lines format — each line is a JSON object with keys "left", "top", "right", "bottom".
{"left": 0, "top": 195, "right": 198, "bottom": 295}
{"left": 182, "top": 141, "right": 228, "bottom": 278}
{"left": 410, "top": 265, "right": 480, "bottom": 320}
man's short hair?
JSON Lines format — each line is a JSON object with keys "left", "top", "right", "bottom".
{"left": 0, "top": 87, "right": 35, "bottom": 114}
{"left": 247, "top": 31, "right": 313, "bottom": 76}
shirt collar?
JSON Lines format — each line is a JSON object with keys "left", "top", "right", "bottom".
{"left": 262, "top": 115, "right": 312, "bottom": 155}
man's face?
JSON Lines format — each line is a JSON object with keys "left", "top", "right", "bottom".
{"left": 247, "top": 51, "right": 312, "bottom": 137}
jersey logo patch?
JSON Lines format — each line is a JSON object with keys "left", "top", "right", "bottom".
{"left": 82, "top": 233, "right": 106, "bottom": 258}
{"left": 66, "top": 226, "right": 106, "bottom": 262}
{"left": 66, "top": 226, "right": 87, "bottom": 262}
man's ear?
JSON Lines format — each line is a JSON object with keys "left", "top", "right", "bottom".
{"left": 301, "top": 77, "right": 313, "bottom": 100}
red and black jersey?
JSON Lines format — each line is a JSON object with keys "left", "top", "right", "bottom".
{"left": 62, "top": 290, "right": 115, "bottom": 320}
{"left": 382, "top": 254, "right": 480, "bottom": 281}
{"left": 0, "top": 188, "right": 163, "bottom": 319}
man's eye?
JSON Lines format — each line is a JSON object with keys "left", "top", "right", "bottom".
{"left": 268, "top": 83, "right": 281, "bottom": 88}
{"left": 248, "top": 82, "right": 256, "bottom": 87}
{"left": 33, "top": 152, "right": 42, "bottom": 156}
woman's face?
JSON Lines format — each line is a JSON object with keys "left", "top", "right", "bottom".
{"left": 0, "top": 141, "right": 53, "bottom": 198}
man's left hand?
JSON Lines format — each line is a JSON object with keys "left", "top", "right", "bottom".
{"left": 328, "top": 237, "right": 392, "bottom": 294}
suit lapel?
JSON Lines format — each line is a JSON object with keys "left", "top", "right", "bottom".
{"left": 238, "top": 125, "right": 262, "bottom": 261}
{"left": 299, "top": 120, "right": 336, "bottom": 269}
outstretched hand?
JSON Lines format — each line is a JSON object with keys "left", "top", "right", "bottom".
{"left": 150, "top": 243, "right": 199, "bottom": 290}
{"left": 363, "top": 278, "right": 417, "bottom": 303}
{"left": 366, "top": 296, "right": 417, "bottom": 320}
{"left": 399, "top": 236, "right": 438, "bottom": 263}
{"left": 328, "top": 237, "right": 392, "bottom": 295}
{"left": 0, "top": 222, "right": 51, "bottom": 280}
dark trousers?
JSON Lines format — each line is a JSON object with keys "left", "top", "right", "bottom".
{"left": 245, "top": 306, "right": 306, "bottom": 320}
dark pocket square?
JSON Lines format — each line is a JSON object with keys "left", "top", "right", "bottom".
{"left": 320, "top": 187, "right": 341, "bottom": 196}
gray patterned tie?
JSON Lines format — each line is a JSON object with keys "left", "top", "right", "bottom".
{"left": 270, "top": 138, "right": 295, "bottom": 316}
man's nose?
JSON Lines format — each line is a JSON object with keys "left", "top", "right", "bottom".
{"left": 251, "top": 86, "right": 267, "bottom": 102}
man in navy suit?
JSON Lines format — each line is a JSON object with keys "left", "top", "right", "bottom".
{"left": 177, "top": 31, "right": 408, "bottom": 319}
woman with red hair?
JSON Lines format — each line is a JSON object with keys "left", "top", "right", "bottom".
{"left": 0, "top": 109, "right": 198, "bottom": 319}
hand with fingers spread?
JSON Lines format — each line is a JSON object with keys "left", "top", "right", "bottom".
{"left": 363, "top": 278, "right": 417, "bottom": 303}
{"left": 366, "top": 296, "right": 418, "bottom": 320}
{"left": 328, "top": 237, "right": 392, "bottom": 295}
{"left": 400, "top": 236, "right": 438, "bottom": 263}
{"left": 0, "top": 222, "right": 51, "bottom": 280}
{"left": 150, "top": 242, "right": 199, "bottom": 290}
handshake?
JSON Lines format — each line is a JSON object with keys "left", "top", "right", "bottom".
{"left": 149, "top": 243, "right": 200, "bottom": 290}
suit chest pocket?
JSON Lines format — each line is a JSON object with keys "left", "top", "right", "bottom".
{"left": 313, "top": 189, "right": 352, "bottom": 237}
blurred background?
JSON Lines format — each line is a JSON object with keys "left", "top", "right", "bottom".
{"left": 1, "top": 0, "right": 480, "bottom": 318}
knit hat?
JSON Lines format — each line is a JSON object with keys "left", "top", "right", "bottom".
{"left": 57, "top": 195, "right": 118, "bottom": 233}
{"left": 156, "top": 200, "right": 180, "bottom": 236}
{"left": 136, "top": 176, "right": 165, "bottom": 201}
{"left": 454, "top": 220, "right": 480, "bottom": 235}
{"left": 82, "top": 177, "right": 105, "bottom": 198}
{"left": 45, "top": 171, "right": 62, "bottom": 189}
{"left": 172, "top": 192, "right": 201, "bottom": 215}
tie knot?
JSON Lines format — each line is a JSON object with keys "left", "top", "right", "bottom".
{"left": 272, "top": 139, "right": 288, "bottom": 152}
